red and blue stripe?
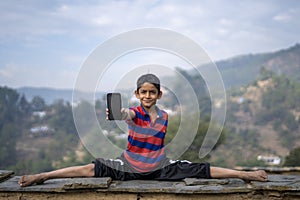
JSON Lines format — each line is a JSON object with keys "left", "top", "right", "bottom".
{"left": 124, "top": 105, "right": 168, "bottom": 172}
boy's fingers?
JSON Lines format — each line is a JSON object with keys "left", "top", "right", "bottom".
{"left": 106, "top": 108, "right": 109, "bottom": 120}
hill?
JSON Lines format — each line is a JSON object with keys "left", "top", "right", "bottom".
{"left": 16, "top": 44, "right": 300, "bottom": 104}
{"left": 17, "top": 87, "right": 105, "bottom": 104}
{"left": 215, "top": 43, "right": 300, "bottom": 88}
{"left": 17, "top": 87, "right": 75, "bottom": 104}
{"left": 210, "top": 70, "right": 300, "bottom": 167}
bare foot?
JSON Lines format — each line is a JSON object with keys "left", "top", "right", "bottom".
{"left": 18, "top": 174, "right": 46, "bottom": 187}
{"left": 241, "top": 170, "right": 268, "bottom": 182}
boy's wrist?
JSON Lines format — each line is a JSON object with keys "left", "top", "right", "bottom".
{"left": 121, "top": 108, "right": 129, "bottom": 120}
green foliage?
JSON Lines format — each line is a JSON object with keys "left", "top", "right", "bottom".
{"left": 262, "top": 75, "right": 300, "bottom": 110}
{"left": 47, "top": 99, "right": 77, "bottom": 135}
{"left": 18, "top": 95, "right": 31, "bottom": 115}
{"left": 13, "top": 159, "right": 53, "bottom": 175}
{"left": 0, "top": 87, "right": 25, "bottom": 168}
{"left": 254, "top": 71, "right": 300, "bottom": 147}
{"left": 0, "top": 86, "right": 88, "bottom": 174}
{"left": 259, "top": 66, "right": 275, "bottom": 81}
{"left": 31, "top": 96, "right": 46, "bottom": 111}
{"left": 236, "top": 158, "right": 267, "bottom": 167}
{"left": 0, "top": 123, "right": 18, "bottom": 167}
{"left": 284, "top": 147, "right": 300, "bottom": 166}
{"left": 239, "top": 129, "right": 258, "bottom": 146}
{"left": 220, "top": 67, "right": 300, "bottom": 167}
{"left": 166, "top": 115, "right": 226, "bottom": 163}
{"left": 172, "top": 68, "right": 211, "bottom": 115}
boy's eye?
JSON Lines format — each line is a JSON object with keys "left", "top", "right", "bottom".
{"left": 140, "top": 90, "right": 157, "bottom": 94}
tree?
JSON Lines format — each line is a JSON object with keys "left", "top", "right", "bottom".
{"left": 165, "top": 115, "right": 226, "bottom": 163}
{"left": 259, "top": 66, "right": 275, "bottom": 81}
{"left": 0, "top": 123, "right": 18, "bottom": 167}
{"left": 18, "top": 95, "right": 31, "bottom": 115}
{"left": 0, "top": 87, "right": 24, "bottom": 168}
{"left": 48, "top": 99, "right": 77, "bottom": 134}
{"left": 284, "top": 147, "right": 300, "bottom": 166}
{"left": 31, "top": 96, "right": 46, "bottom": 111}
{"left": 172, "top": 68, "right": 211, "bottom": 115}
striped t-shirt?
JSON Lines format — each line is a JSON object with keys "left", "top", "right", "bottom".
{"left": 124, "top": 105, "right": 168, "bottom": 172}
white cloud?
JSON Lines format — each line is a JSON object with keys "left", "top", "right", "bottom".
{"left": 273, "top": 12, "right": 292, "bottom": 22}
{"left": 0, "top": 0, "right": 299, "bottom": 89}
{"left": 218, "top": 18, "right": 234, "bottom": 27}
{"left": 0, "top": 68, "right": 13, "bottom": 78}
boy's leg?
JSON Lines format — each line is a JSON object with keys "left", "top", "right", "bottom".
{"left": 210, "top": 166, "right": 268, "bottom": 182}
{"left": 19, "top": 163, "right": 95, "bottom": 187}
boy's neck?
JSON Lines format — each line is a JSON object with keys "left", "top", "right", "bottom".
{"left": 143, "top": 105, "right": 159, "bottom": 123}
{"left": 142, "top": 104, "right": 157, "bottom": 115}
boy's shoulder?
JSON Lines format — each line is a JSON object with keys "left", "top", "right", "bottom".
{"left": 157, "top": 107, "right": 168, "bottom": 119}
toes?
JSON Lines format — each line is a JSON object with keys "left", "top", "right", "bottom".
{"left": 256, "top": 171, "right": 268, "bottom": 182}
{"left": 18, "top": 175, "right": 33, "bottom": 187}
{"left": 18, "top": 176, "right": 25, "bottom": 186}
{"left": 258, "top": 170, "right": 268, "bottom": 181}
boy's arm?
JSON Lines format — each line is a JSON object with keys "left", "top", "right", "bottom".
{"left": 121, "top": 108, "right": 135, "bottom": 120}
{"left": 106, "top": 108, "right": 135, "bottom": 120}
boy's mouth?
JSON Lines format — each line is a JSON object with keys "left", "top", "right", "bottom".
{"left": 143, "top": 99, "right": 153, "bottom": 104}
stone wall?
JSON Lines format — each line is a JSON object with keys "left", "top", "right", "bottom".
{"left": 1, "top": 170, "right": 300, "bottom": 200}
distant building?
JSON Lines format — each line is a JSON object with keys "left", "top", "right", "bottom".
{"left": 32, "top": 111, "right": 46, "bottom": 118}
{"left": 29, "top": 125, "right": 54, "bottom": 136}
{"left": 257, "top": 155, "right": 281, "bottom": 165}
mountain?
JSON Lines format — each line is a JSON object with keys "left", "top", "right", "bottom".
{"left": 17, "top": 87, "right": 105, "bottom": 104}
{"left": 17, "top": 44, "right": 300, "bottom": 104}
{"left": 17, "top": 87, "right": 73, "bottom": 104}
{"left": 215, "top": 43, "right": 300, "bottom": 89}
{"left": 209, "top": 72, "right": 300, "bottom": 167}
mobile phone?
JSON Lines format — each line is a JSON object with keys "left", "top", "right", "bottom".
{"left": 107, "top": 93, "right": 122, "bottom": 120}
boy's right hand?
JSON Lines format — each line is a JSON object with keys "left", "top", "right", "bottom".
{"left": 106, "top": 108, "right": 109, "bottom": 120}
{"left": 106, "top": 108, "right": 135, "bottom": 120}
{"left": 106, "top": 108, "right": 127, "bottom": 120}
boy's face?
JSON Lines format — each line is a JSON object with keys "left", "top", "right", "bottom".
{"left": 135, "top": 82, "right": 162, "bottom": 110}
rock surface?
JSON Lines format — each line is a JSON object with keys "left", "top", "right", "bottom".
{"left": 0, "top": 173, "right": 300, "bottom": 199}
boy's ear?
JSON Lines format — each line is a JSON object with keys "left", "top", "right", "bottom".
{"left": 158, "top": 91, "right": 163, "bottom": 99}
{"left": 134, "top": 90, "right": 140, "bottom": 99}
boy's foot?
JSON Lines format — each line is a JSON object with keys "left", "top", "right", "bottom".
{"left": 241, "top": 170, "right": 268, "bottom": 182}
{"left": 18, "top": 174, "right": 46, "bottom": 187}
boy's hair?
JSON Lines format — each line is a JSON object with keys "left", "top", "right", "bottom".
{"left": 136, "top": 74, "right": 160, "bottom": 91}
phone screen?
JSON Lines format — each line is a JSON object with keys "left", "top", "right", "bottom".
{"left": 107, "top": 93, "right": 122, "bottom": 120}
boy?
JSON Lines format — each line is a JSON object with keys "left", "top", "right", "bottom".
{"left": 19, "top": 74, "right": 267, "bottom": 187}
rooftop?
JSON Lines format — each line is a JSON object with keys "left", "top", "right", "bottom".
{"left": 1, "top": 169, "right": 300, "bottom": 199}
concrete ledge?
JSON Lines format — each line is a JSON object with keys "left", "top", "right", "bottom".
{"left": 0, "top": 174, "right": 300, "bottom": 199}
{"left": 0, "top": 171, "right": 14, "bottom": 183}
{"left": 0, "top": 177, "right": 112, "bottom": 193}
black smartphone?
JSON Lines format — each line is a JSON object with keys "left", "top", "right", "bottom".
{"left": 107, "top": 93, "right": 122, "bottom": 120}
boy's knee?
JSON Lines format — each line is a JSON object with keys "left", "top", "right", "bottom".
{"left": 84, "top": 163, "right": 95, "bottom": 176}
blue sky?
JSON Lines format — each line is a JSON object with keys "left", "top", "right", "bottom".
{"left": 0, "top": 0, "right": 299, "bottom": 90}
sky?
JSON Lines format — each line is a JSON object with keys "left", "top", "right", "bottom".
{"left": 0, "top": 0, "right": 299, "bottom": 91}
